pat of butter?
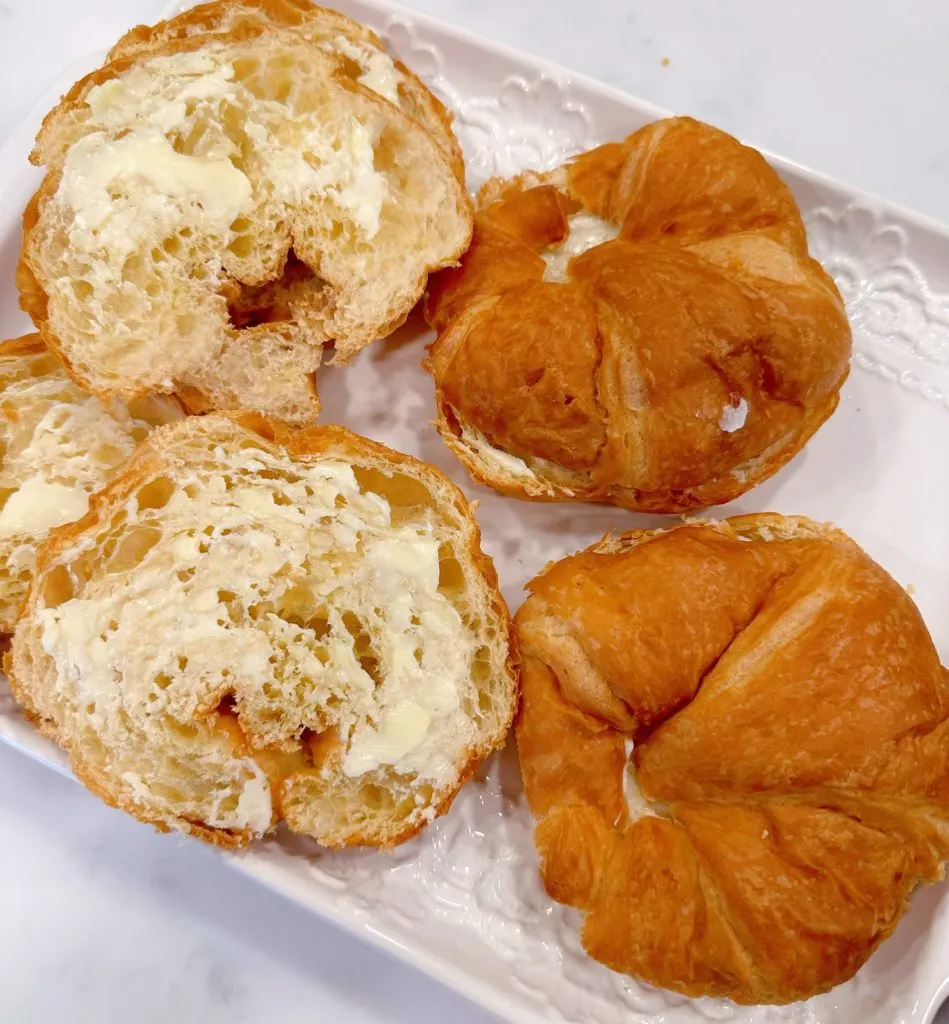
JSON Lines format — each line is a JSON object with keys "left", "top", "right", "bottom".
{"left": 234, "top": 765, "right": 274, "bottom": 834}
{"left": 61, "top": 128, "right": 252, "bottom": 237}
{"left": 324, "top": 118, "right": 387, "bottom": 237}
{"left": 543, "top": 212, "right": 619, "bottom": 282}
{"left": 86, "top": 57, "right": 240, "bottom": 136}
{"left": 367, "top": 531, "right": 440, "bottom": 592}
{"left": 358, "top": 50, "right": 401, "bottom": 105}
{"left": 330, "top": 35, "right": 401, "bottom": 105}
{"left": 247, "top": 116, "right": 387, "bottom": 239}
{"left": 0, "top": 477, "right": 89, "bottom": 536}
{"left": 343, "top": 699, "right": 433, "bottom": 777}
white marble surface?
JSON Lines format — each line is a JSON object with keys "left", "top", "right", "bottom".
{"left": 1, "top": 1, "right": 948, "bottom": 1022}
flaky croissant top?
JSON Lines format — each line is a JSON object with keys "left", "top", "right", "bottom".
{"left": 425, "top": 117, "right": 853, "bottom": 513}
{"left": 515, "top": 514, "right": 949, "bottom": 1004}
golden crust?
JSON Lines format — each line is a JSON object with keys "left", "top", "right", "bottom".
{"left": 514, "top": 514, "right": 949, "bottom": 1003}
{"left": 9, "top": 414, "right": 517, "bottom": 850}
{"left": 424, "top": 118, "right": 853, "bottom": 513}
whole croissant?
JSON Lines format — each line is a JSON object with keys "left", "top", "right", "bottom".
{"left": 515, "top": 514, "right": 949, "bottom": 1003}
{"left": 425, "top": 117, "right": 852, "bottom": 513}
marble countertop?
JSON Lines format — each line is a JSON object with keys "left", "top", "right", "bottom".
{"left": 1, "top": 1, "right": 948, "bottom": 1021}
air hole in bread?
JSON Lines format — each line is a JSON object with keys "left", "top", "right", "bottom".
{"left": 136, "top": 477, "right": 175, "bottom": 511}
{"left": 310, "top": 612, "right": 331, "bottom": 641}
{"left": 299, "top": 726, "right": 318, "bottom": 766}
{"left": 361, "top": 782, "right": 394, "bottom": 812}
{"left": 300, "top": 725, "right": 342, "bottom": 771}
{"left": 277, "top": 583, "right": 318, "bottom": 628}
{"left": 68, "top": 551, "right": 96, "bottom": 590}
{"left": 437, "top": 545, "right": 466, "bottom": 597}
{"left": 107, "top": 526, "right": 161, "bottom": 573}
{"left": 350, "top": 464, "right": 432, "bottom": 521}
{"left": 41, "top": 564, "right": 74, "bottom": 609}
{"left": 223, "top": 254, "right": 322, "bottom": 331}
{"left": 216, "top": 693, "right": 237, "bottom": 718}
{"left": 27, "top": 354, "right": 61, "bottom": 378}
{"left": 217, "top": 590, "right": 244, "bottom": 624}
{"left": 341, "top": 610, "right": 383, "bottom": 689}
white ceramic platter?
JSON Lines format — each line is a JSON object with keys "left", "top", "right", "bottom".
{"left": 2, "top": 1, "right": 949, "bottom": 1021}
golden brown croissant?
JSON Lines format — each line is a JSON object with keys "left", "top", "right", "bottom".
{"left": 425, "top": 118, "right": 852, "bottom": 513}
{"left": 515, "top": 513, "right": 949, "bottom": 1003}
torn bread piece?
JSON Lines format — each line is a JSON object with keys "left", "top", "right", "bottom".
{"left": 9, "top": 414, "right": 516, "bottom": 849}
{"left": 20, "top": 4, "right": 471, "bottom": 425}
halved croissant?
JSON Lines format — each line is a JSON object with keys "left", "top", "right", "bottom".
{"left": 9, "top": 414, "right": 516, "bottom": 849}
{"left": 515, "top": 514, "right": 949, "bottom": 1003}
{"left": 425, "top": 118, "right": 852, "bottom": 513}
{"left": 19, "top": 0, "right": 472, "bottom": 426}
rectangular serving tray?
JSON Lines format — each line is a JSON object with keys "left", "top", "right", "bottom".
{"left": 1, "top": 1, "right": 948, "bottom": 1022}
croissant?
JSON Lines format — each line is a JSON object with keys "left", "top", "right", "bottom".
{"left": 9, "top": 414, "right": 516, "bottom": 848}
{"left": 18, "top": 0, "right": 471, "bottom": 426}
{"left": 515, "top": 514, "right": 949, "bottom": 1003}
{"left": 425, "top": 117, "right": 852, "bottom": 513}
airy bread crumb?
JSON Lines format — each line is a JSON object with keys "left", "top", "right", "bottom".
{"left": 0, "top": 334, "right": 180, "bottom": 633}
{"left": 20, "top": 2, "right": 472, "bottom": 425}
{"left": 9, "top": 414, "right": 516, "bottom": 849}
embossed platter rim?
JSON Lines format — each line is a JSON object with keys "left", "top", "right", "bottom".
{"left": 1, "top": 0, "right": 949, "bottom": 1021}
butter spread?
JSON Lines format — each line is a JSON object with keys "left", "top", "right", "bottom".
{"left": 60, "top": 128, "right": 252, "bottom": 261}
{"left": 460, "top": 423, "right": 535, "bottom": 479}
{"left": 246, "top": 117, "right": 387, "bottom": 237}
{"left": 623, "top": 737, "right": 655, "bottom": 821}
{"left": 719, "top": 397, "right": 749, "bottom": 433}
{"left": 542, "top": 212, "right": 620, "bottom": 282}
{"left": 458, "top": 422, "right": 569, "bottom": 496}
{"left": 329, "top": 35, "right": 401, "bottom": 105}
{"left": 73, "top": 48, "right": 390, "bottom": 247}
{"left": 0, "top": 478, "right": 89, "bottom": 535}
{"left": 0, "top": 359, "right": 159, "bottom": 611}
{"left": 37, "top": 439, "right": 477, "bottom": 832}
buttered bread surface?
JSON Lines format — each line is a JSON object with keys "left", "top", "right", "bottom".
{"left": 0, "top": 334, "right": 180, "bottom": 633}
{"left": 18, "top": 0, "right": 472, "bottom": 425}
{"left": 8, "top": 415, "right": 516, "bottom": 848}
